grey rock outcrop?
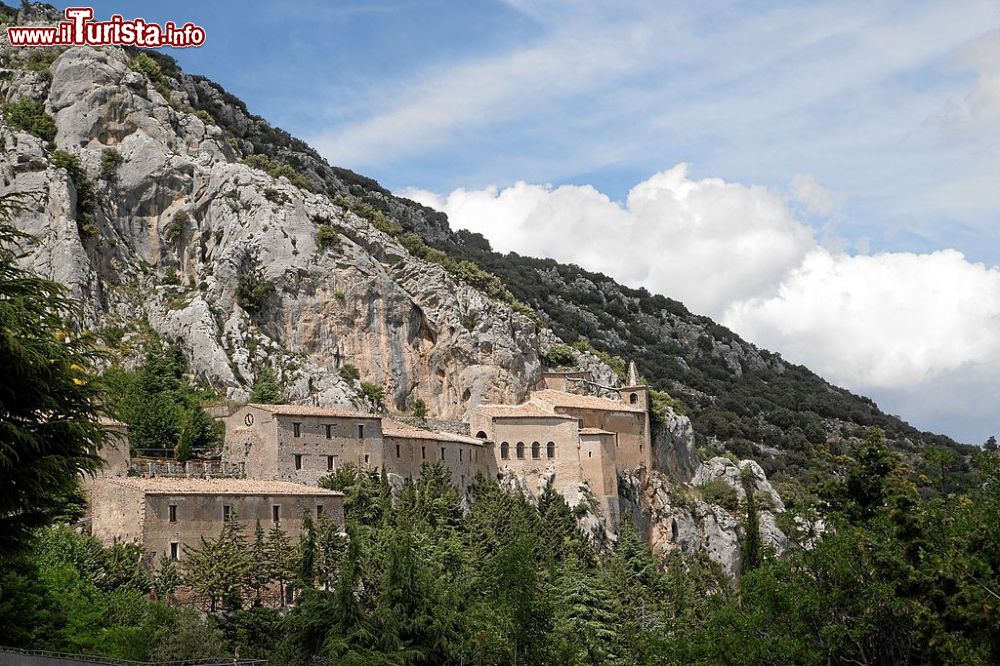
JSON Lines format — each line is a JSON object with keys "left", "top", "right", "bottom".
{"left": 652, "top": 408, "right": 701, "bottom": 483}
{"left": 621, "top": 458, "right": 789, "bottom": 578}
{"left": 0, "top": 45, "right": 602, "bottom": 417}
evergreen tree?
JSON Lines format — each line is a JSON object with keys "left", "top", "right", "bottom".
{"left": 249, "top": 367, "right": 283, "bottom": 404}
{"left": 266, "top": 524, "right": 299, "bottom": 607}
{"left": 740, "top": 464, "right": 763, "bottom": 573}
{"left": 153, "top": 554, "right": 181, "bottom": 603}
{"left": 0, "top": 193, "right": 106, "bottom": 555}
{"left": 552, "top": 555, "right": 618, "bottom": 665}
{"left": 183, "top": 520, "right": 250, "bottom": 612}
{"left": 246, "top": 521, "right": 271, "bottom": 606}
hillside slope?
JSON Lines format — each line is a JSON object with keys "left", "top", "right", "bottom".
{"left": 0, "top": 2, "right": 972, "bottom": 497}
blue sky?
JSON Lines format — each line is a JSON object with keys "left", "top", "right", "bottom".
{"left": 61, "top": 1, "right": 1000, "bottom": 442}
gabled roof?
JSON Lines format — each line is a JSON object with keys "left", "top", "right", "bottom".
{"left": 103, "top": 477, "right": 342, "bottom": 496}
{"left": 382, "top": 420, "right": 487, "bottom": 445}
{"left": 531, "top": 389, "right": 645, "bottom": 413}
{"left": 248, "top": 403, "right": 380, "bottom": 419}
{"left": 472, "top": 403, "right": 577, "bottom": 420}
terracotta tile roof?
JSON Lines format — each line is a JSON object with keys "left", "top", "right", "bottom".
{"left": 103, "top": 477, "right": 342, "bottom": 496}
{"left": 579, "top": 427, "right": 616, "bottom": 436}
{"left": 382, "top": 421, "right": 487, "bottom": 446}
{"left": 472, "top": 403, "right": 577, "bottom": 420}
{"left": 249, "top": 403, "right": 380, "bottom": 419}
{"left": 531, "top": 389, "right": 645, "bottom": 413}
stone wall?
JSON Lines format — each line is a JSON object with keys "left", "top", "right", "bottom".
{"left": 579, "top": 432, "right": 620, "bottom": 530}
{"left": 223, "top": 406, "right": 279, "bottom": 480}
{"left": 87, "top": 480, "right": 144, "bottom": 545}
{"left": 551, "top": 406, "right": 652, "bottom": 472}
{"left": 274, "top": 413, "right": 383, "bottom": 484}
{"left": 383, "top": 435, "right": 494, "bottom": 491}
{"left": 481, "top": 417, "right": 582, "bottom": 498}
{"left": 143, "top": 492, "right": 344, "bottom": 563}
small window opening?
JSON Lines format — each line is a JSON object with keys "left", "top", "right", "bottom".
{"left": 293, "top": 422, "right": 301, "bottom": 437}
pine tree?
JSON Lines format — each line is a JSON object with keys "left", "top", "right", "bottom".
{"left": 267, "top": 524, "right": 299, "bottom": 607}
{"left": 553, "top": 555, "right": 618, "bottom": 665}
{"left": 299, "top": 512, "right": 317, "bottom": 589}
{"left": 246, "top": 521, "right": 271, "bottom": 606}
{"left": 153, "top": 553, "right": 181, "bottom": 603}
{"left": 315, "top": 517, "right": 348, "bottom": 591}
{"left": 183, "top": 520, "right": 250, "bottom": 612}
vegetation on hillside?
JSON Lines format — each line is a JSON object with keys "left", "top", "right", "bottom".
{"left": 104, "top": 341, "right": 224, "bottom": 460}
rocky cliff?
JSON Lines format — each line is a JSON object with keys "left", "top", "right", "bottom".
{"left": 0, "top": 43, "right": 558, "bottom": 419}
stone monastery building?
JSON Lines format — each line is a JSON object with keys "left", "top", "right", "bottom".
{"left": 86, "top": 364, "right": 652, "bottom": 562}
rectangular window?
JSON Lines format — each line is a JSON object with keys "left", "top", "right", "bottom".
{"left": 293, "top": 422, "right": 301, "bottom": 438}
{"left": 294, "top": 454, "right": 303, "bottom": 470}
{"left": 421, "top": 446, "right": 426, "bottom": 460}
{"left": 396, "top": 444, "right": 400, "bottom": 458}
{"left": 222, "top": 505, "right": 232, "bottom": 522}
{"left": 440, "top": 447, "right": 445, "bottom": 461}
{"left": 170, "top": 542, "right": 179, "bottom": 561}
{"left": 364, "top": 454, "right": 370, "bottom": 465}
{"left": 327, "top": 455, "right": 335, "bottom": 471}
{"left": 168, "top": 505, "right": 177, "bottom": 523}
{"left": 325, "top": 424, "right": 333, "bottom": 439}
{"left": 357, "top": 424, "right": 364, "bottom": 439}
{"left": 316, "top": 504, "right": 324, "bottom": 518}
{"left": 459, "top": 449, "right": 463, "bottom": 462}
{"left": 272, "top": 505, "right": 280, "bottom": 523}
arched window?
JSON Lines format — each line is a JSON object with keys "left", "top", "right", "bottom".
{"left": 531, "top": 442, "right": 540, "bottom": 459}
{"left": 476, "top": 431, "right": 488, "bottom": 439}
{"left": 516, "top": 442, "right": 525, "bottom": 459}
{"left": 546, "top": 441, "right": 555, "bottom": 458}
{"left": 500, "top": 442, "right": 509, "bottom": 460}
{"left": 629, "top": 392, "right": 638, "bottom": 404}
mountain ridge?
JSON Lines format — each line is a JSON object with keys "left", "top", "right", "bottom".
{"left": 0, "top": 2, "right": 973, "bottom": 501}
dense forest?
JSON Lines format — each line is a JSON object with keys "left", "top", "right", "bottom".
{"left": 5, "top": 445, "right": 1000, "bottom": 665}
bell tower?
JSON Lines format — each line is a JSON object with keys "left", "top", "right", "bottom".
{"left": 618, "top": 360, "right": 649, "bottom": 410}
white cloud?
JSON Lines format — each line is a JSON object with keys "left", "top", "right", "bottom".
{"left": 722, "top": 249, "right": 1000, "bottom": 388}
{"left": 407, "top": 164, "right": 815, "bottom": 316}
{"left": 408, "top": 167, "right": 1000, "bottom": 443}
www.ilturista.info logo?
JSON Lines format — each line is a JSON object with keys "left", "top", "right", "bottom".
{"left": 7, "top": 7, "right": 205, "bottom": 48}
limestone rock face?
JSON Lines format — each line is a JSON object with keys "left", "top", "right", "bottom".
{"left": 0, "top": 45, "right": 567, "bottom": 417}
{"left": 652, "top": 408, "right": 700, "bottom": 483}
{"left": 693, "top": 456, "right": 785, "bottom": 512}
{"left": 621, "top": 460, "right": 789, "bottom": 578}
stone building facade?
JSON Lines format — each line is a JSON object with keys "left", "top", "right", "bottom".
{"left": 381, "top": 420, "right": 494, "bottom": 491}
{"left": 222, "top": 404, "right": 384, "bottom": 486}
{"left": 88, "top": 477, "right": 344, "bottom": 563}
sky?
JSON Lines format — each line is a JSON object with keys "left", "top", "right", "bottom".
{"left": 65, "top": 1, "right": 1000, "bottom": 444}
